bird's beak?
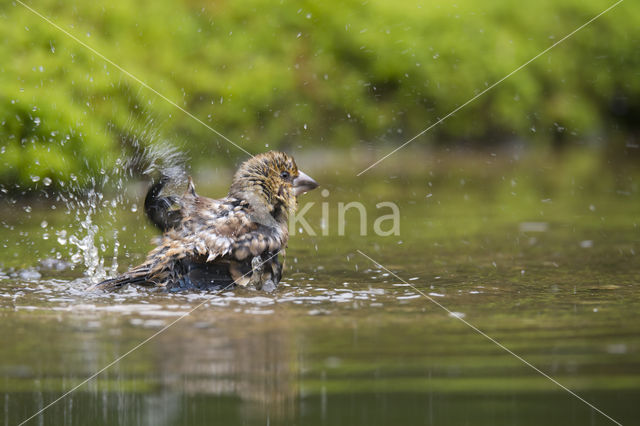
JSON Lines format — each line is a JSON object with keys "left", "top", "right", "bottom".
{"left": 293, "top": 170, "right": 319, "bottom": 196}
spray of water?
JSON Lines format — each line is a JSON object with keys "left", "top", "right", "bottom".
{"left": 58, "top": 123, "right": 189, "bottom": 284}
{"left": 68, "top": 190, "right": 106, "bottom": 279}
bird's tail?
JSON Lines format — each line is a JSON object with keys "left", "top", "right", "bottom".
{"left": 90, "top": 264, "right": 155, "bottom": 292}
{"left": 144, "top": 176, "right": 183, "bottom": 232}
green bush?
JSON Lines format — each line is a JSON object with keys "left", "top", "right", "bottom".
{"left": 0, "top": 0, "right": 638, "bottom": 189}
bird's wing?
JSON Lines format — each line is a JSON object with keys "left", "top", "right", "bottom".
{"left": 165, "top": 196, "right": 286, "bottom": 263}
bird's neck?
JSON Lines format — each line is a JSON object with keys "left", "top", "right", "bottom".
{"left": 234, "top": 190, "right": 289, "bottom": 229}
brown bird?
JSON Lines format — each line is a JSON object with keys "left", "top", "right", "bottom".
{"left": 95, "top": 151, "right": 318, "bottom": 292}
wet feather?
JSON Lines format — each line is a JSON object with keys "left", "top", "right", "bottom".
{"left": 94, "top": 151, "right": 317, "bottom": 292}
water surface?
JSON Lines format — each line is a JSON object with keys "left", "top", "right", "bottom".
{"left": 1, "top": 154, "right": 639, "bottom": 425}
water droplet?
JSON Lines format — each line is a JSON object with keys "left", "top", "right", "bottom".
{"left": 56, "top": 230, "right": 67, "bottom": 246}
{"left": 43, "top": 177, "right": 52, "bottom": 186}
{"left": 31, "top": 175, "right": 41, "bottom": 182}
{"left": 130, "top": 204, "right": 138, "bottom": 213}
{"left": 580, "top": 240, "right": 593, "bottom": 248}
{"left": 40, "top": 220, "right": 48, "bottom": 228}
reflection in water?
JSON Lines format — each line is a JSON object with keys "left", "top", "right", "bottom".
{"left": 1, "top": 270, "right": 640, "bottom": 425}
{"left": 152, "top": 309, "right": 298, "bottom": 421}
{"left": 1, "top": 281, "right": 301, "bottom": 424}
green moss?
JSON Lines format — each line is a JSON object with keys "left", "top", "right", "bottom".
{"left": 1, "top": 0, "right": 639, "bottom": 189}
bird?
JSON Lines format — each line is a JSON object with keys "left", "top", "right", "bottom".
{"left": 94, "top": 151, "right": 318, "bottom": 292}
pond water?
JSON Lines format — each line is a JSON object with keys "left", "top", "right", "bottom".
{"left": 1, "top": 152, "right": 639, "bottom": 425}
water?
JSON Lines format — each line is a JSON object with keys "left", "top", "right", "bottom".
{"left": 0, "top": 152, "right": 639, "bottom": 425}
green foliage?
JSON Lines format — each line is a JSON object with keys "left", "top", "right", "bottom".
{"left": 0, "top": 0, "right": 638, "bottom": 189}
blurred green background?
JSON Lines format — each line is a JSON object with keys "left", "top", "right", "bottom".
{"left": 0, "top": 0, "right": 638, "bottom": 190}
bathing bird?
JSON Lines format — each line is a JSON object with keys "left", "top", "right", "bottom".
{"left": 94, "top": 151, "right": 318, "bottom": 292}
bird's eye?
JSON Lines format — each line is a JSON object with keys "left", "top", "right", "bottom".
{"left": 280, "top": 171, "right": 290, "bottom": 180}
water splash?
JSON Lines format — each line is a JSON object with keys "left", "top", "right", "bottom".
{"left": 122, "top": 124, "right": 189, "bottom": 184}
{"left": 55, "top": 123, "right": 189, "bottom": 283}
{"left": 66, "top": 189, "right": 108, "bottom": 282}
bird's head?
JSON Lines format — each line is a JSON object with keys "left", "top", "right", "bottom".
{"left": 229, "top": 151, "right": 318, "bottom": 224}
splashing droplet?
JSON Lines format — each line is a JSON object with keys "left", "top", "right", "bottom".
{"left": 57, "top": 233, "right": 67, "bottom": 245}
